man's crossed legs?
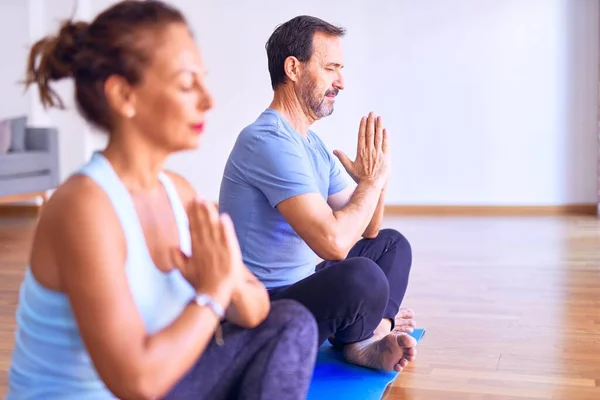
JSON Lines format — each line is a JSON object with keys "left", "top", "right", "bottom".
{"left": 268, "top": 228, "right": 417, "bottom": 372}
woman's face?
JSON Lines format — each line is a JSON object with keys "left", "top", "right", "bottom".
{"left": 126, "top": 22, "right": 214, "bottom": 152}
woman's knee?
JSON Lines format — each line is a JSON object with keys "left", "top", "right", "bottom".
{"left": 268, "top": 299, "right": 318, "bottom": 343}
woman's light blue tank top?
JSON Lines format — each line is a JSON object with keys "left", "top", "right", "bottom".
{"left": 7, "top": 152, "right": 196, "bottom": 399}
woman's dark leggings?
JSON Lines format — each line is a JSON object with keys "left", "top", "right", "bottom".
{"left": 164, "top": 299, "right": 318, "bottom": 400}
{"left": 268, "top": 229, "right": 413, "bottom": 346}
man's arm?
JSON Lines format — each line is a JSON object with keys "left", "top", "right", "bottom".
{"left": 247, "top": 113, "right": 388, "bottom": 261}
{"left": 277, "top": 178, "right": 384, "bottom": 260}
{"left": 276, "top": 113, "right": 389, "bottom": 260}
{"left": 364, "top": 186, "right": 386, "bottom": 238}
{"left": 328, "top": 184, "right": 386, "bottom": 239}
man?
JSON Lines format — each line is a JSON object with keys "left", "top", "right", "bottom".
{"left": 219, "top": 15, "right": 417, "bottom": 372}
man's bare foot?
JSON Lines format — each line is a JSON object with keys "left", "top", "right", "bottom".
{"left": 393, "top": 308, "right": 416, "bottom": 334}
{"left": 342, "top": 332, "right": 417, "bottom": 372}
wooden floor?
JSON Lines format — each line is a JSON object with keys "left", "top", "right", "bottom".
{"left": 1, "top": 214, "right": 599, "bottom": 399}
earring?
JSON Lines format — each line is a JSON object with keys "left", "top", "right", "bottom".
{"left": 125, "top": 108, "right": 135, "bottom": 119}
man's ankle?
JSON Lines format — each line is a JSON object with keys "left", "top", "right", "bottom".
{"left": 373, "top": 318, "right": 393, "bottom": 337}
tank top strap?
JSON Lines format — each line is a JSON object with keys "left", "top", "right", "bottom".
{"left": 75, "top": 151, "right": 143, "bottom": 246}
{"left": 157, "top": 171, "right": 191, "bottom": 256}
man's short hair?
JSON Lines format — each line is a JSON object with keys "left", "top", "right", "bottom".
{"left": 265, "top": 15, "right": 345, "bottom": 90}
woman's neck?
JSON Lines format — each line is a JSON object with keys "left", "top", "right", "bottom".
{"left": 101, "top": 131, "right": 169, "bottom": 193}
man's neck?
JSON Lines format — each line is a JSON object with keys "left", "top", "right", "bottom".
{"left": 269, "top": 86, "right": 315, "bottom": 137}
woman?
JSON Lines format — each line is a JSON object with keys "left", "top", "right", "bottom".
{"left": 7, "top": 1, "right": 318, "bottom": 399}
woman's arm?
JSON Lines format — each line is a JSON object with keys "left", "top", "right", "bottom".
{"left": 47, "top": 176, "right": 232, "bottom": 400}
{"left": 225, "top": 266, "right": 270, "bottom": 328}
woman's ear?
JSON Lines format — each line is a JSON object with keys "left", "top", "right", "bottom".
{"left": 104, "top": 75, "right": 137, "bottom": 119}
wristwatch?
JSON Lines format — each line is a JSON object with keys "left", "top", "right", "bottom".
{"left": 193, "top": 293, "right": 225, "bottom": 319}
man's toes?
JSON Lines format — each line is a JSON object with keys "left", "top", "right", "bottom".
{"left": 404, "top": 345, "right": 417, "bottom": 361}
{"left": 395, "top": 317, "right": 416, "bottom": 326}
{"left": 397, "top": 334, "right": 417, "bottom": 356}
{"left": 394, "top": 325, "right": 414, "bottom": 333}
{"left": 397, "top": 308, "right": 415, "bottom": 319}
{"left": 397, "top": 333, "right": 417, "bottom": 347}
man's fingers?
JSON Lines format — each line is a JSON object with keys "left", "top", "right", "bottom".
{"left": 382, "top": 128, "right": 389, "bottom": 154}
{"left": 366, "top": 112, "right": 376, "bottom": 150}
{"left": 375, "top": 116, "right": 384, "bottom": 151}
{"left": 333, "top": 150, "right": 353, "bottom": 174}
{"left": 357, "top": 116, "right": 367, "bottom": 152}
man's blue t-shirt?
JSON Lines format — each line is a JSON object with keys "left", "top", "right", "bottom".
{"left": 218, "top": 108, "right": 350, "bottom": 288}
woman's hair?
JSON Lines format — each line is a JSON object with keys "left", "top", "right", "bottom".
{"left": 25, "top": 0, "right": 187, "bottom": 131}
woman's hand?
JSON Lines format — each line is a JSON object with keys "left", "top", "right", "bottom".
{"left": 172, "top": 199, "right": 244, "bottom": 311}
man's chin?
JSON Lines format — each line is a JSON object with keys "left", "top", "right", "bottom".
{"left": 315, "top": 105, "right": 335, "bottom": 118}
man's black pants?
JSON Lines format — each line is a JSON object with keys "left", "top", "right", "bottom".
{"left": 268, "top": 228, "right": 413, "bottom": 346}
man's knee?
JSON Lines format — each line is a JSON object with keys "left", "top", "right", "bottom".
{"left": 335, "top": 258, "right": 389, "bottom": 307}
{"left": 379, "top": 229, "right": 412, "bottom": 270}
{"left": 379, "top": 229, "right": 411, "bottom": 253}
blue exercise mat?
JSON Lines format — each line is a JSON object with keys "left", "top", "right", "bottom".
{"left": 306, "top": 328, "right": 426, "bottom": 400}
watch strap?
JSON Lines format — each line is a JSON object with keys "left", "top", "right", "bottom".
{"left": 194, "top": 293, "right": 225, "bottom": 319}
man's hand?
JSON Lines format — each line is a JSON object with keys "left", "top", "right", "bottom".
{"left": 333, "top": 112, "right": 389, "bottom": 187}
{"left": 329, "top": 112, "right": 390, "bottom": 239}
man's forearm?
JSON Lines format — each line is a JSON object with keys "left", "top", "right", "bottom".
{"left": 331, "top": 180, "right": 384, "bottom": 255}
{"left": 363, "top": 187, "right": 386, "bottom": 238}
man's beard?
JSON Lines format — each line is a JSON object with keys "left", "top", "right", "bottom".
{"left": 299, "top": 79, "right": 338, "bottom": 118}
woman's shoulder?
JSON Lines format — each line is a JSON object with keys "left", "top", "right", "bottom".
{"left": 45, "top": 173, "right": 115, "bottom": 217}
{"left": 38, "top": 173, "right": 123, "bottom": 244}
{"left": 30, "top": 173, "right": 126, "bottom": 291}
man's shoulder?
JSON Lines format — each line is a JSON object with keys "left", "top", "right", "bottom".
{"left": 307, "top": 130, "right": 334, "bottom": 159}
{"left": 237, "top": 110, "right": 277, "bottom": 142}
{"left": 238, "top": 111, "right": 301, "bottom": 151}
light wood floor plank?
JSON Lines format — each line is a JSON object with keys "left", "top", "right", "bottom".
{"left": 1, "top": 215, "right": 599, "bottom": 399}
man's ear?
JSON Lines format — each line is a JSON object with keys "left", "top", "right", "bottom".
{"left": 104, "top": 75, "right": 137, "bottom": 119}
{"left": 283, "top": 56, "right": 302, "bottom": 84}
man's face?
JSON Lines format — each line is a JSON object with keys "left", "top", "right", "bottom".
{"left": 298, "top": 32, "right": 345, "bottom": 119}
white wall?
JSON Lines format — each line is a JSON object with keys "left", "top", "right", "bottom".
{"left": 0, "top": 2, "right": 30, "bottom": 120}
{"left": 172, "top": 0, "right": 600, "bottom": 206}
{"left": 26, "top": 0, "right": 108, "bottom": 183}
{"left": 14, "top": 0, "right": 600, "bottom": 206}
